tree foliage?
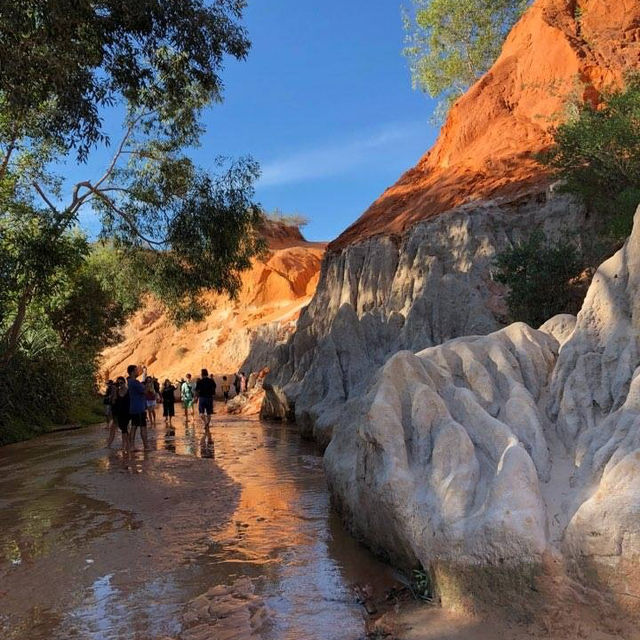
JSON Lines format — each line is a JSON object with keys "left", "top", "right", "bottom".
{"left": 0, "top": 228, "right": 127, "bottom": 444}
{"left": 0, "top": 0, "right": 250, "bottom": 160}
{"left": 541, "top": 73, "right": 640, "bottom": 243}
{"left": 403, "top": 0, "right": 530, "bottom": 117}
{"left": 493, "top": 232, "right": 586, "bottom": 328}
{"left": 0, "top": 0, "right": 264, "bottom": 353}
{"left": 264, "top": 208, "right": 310, "bottom": 228}
{"left": 0, "top": 1, "right": 268, "bottom": 438}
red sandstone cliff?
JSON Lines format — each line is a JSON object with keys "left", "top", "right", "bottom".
{"left": 331, "top": 0, "right": 640, "bottom": 250}
{"left": 101, "top": 222, "right": 325, "bottom": 382}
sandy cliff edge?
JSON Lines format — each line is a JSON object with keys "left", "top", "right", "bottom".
{"left": 331, "top": 0, "right": 640, "bottom": 250}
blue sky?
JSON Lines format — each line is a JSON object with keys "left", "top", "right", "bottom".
{"left": 74, "top": 0, "right": 440, "bottom": 243}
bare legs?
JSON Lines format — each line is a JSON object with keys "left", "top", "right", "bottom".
{"left": 140, "top": 424, "right": 149, "bottom": 450}
{"left": 130, "top": 425, "right": 149, "bottom": 450}
{"left": 106, "top": 421, "right": 117, "bottom": 448}
{"left": 200, "top": 410, "right": 211, "bottom": 431}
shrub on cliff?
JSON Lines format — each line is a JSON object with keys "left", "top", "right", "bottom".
{"left": 542, "top": 74, "right": 640, "bottom": 243}
{"left": 493, "top": 232, "right": 586, "bottom": 328}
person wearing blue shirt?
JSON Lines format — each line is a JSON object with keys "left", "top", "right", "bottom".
{"left": 127, "top": 364, "right": 149, "bottom": 450}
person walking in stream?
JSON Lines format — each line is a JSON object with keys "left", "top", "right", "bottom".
{"left": 127, "top": 364, "right": 149, "bottom": 450}
{"left": 221, "top": 376, "right": 231, "bottom": 404}
{"left": 103, "top": 380, "right": 115, "bottom": 431}
{"left": 111, "top": 376, "right": 131, "bottom": 452}
{"left": 145, "top": 377, "right": 157, "bottom": 427}
{"left": 181, "top": 373, "right": 195, "bottom": 423}
{"left": 162, "top": 379, "right": 176, "bottom": 427}
{"left": 195, "top": 369, "right": 216, "bottom": 431}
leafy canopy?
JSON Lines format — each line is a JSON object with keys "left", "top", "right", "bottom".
{"left": 540, "top": 73, "right": 640, "bottom": 243}
{"left": 0, "top": 0, "right": 250, "bottom": 160}
{"left": 403, "top": 0, "right": 530, "bottom": 118}
{"left": 0, "top": 0, "right": 266, "bottom": 359}
{"left": 0, "top": 1, "right": 268, "bottom": 435}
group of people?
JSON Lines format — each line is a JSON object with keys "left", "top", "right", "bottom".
{"left": 104, "top": 366, "right": 248, "bottom": 451}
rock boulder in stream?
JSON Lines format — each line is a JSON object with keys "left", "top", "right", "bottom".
{"left": 324, "top": 206, "right": 640, "bottom": 614}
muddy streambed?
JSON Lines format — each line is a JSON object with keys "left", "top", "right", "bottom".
{"left": 0, "top": 416, "right": 397, "bottom": 640}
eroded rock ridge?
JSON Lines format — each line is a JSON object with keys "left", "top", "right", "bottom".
{"left": 324, "top": 205, "right": 640, "bottom": 615}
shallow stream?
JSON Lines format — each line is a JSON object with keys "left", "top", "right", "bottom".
{"left": 0, "top": 416, "right": 396, "bottom": 639}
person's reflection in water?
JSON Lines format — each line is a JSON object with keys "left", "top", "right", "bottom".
{"left": 164, "top": 427, "right": 176, "bottom": 453}
{"left": 183, "top": 421, "right": 196, "bottom": 456}
{"left": 200, "top": 431, "right": 214, "bottom": 459}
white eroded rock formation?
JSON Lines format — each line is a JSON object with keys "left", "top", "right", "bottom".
{"left": 324, "top": 206, "right": 640, "bottom": 614}
{"left": 267, "top": 192, "right": 587, "bottom": 445}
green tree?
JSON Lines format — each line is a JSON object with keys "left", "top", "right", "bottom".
{"left": 0, "top": 0, "right": 250, "bottom": 160}
{"left": 85, "top": 243, "right": 147, "bottom": 319}
{"left": 403, "top": 0, "right": 530, "bottom": 117}
{"left": 541, "top": 73, "right": 640, "bottom": 244}
{"left": 0, "top": 224, "right": 127, "bottom": 443}
{"left": 0, "top": 0, "right": 266, "bottom": 364}
{"left": 493, "top": 232, "right": 586, "bottom": 328}
{"left": 0, "top": 2, "right": 270, "bottom": 439}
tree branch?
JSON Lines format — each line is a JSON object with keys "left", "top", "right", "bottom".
{"left": 93, "top": 110, "right": 155, "bottom": 191}
{"left": 0, "top": 285, "right": 34, "bottom": 365}
{"left": 86, "top": 185, "right": 167, "bottom": 250}
{"left": 0, "top": 124, "right": 19, "bottom": 182}
{"left": 0, "top": 143, "right": 16, "bottom": 182}
{"left": 32, "top": 181, "right": 59, "bottom": 215}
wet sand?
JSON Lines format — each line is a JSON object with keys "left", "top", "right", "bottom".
{"left": 0, "top": 415, "right": 396, "bottom": 639}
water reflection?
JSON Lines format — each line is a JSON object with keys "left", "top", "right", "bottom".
{"left": 164, "top": 427, "right": 176, "bottom": 453}
{"left": 0, "top": 417, "right": 396, "bottom": 640}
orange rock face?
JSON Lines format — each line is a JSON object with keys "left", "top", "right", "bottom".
{"left": 331, "top": 0, "right": 640, "bottom": 250}
{"left": 101, "top": 223, "right": 325, "bottom": 382}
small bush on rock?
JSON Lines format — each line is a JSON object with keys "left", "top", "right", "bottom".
{"left": 411, "top": 567, "right": 435, "bottom": 602}
{"left": 541, "top": 73, "right": 640, "bottom": 243}
{"left": 493, "top": 232, "right": 586, "bottom": 328}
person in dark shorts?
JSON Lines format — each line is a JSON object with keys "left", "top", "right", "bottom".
{"left": 111, "top": 376, "right": 130, "bottom": 451}
{"left": 195, "top": 368, "right": 216, "bottom": 430}
{"left": 162, "top": 379, "right": 176, "bottom": 427}
{"left": 127, "top": 364, "right": 149, "bottom": 450}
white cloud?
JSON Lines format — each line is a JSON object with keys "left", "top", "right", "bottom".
{"left": 257, "top": 121, "right": 425, "bottom": 188}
